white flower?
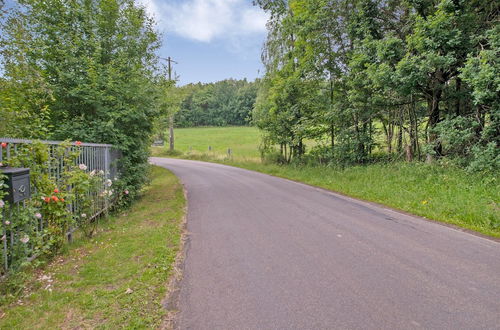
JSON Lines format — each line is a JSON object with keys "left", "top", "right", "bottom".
{"left": 20, "top": 236, "right": 29, "bottom": 244}
{"left": 98, "top": 170, "right": 104, "bottom": 175}
{"left": 4, "top": 221, "right": 10, "bottom": 225}
{"left": 108, "top": 190, "right": 113, "bottom": 196}
{"left": 90, "top": 170, "right": 96, "bottom": 176}
{"left": 105, "top": 179, "right": 112, "bottom": 187}
{"left": 35, "top": 213, "right": 42, "bottom": 219}
{"left": 81, "top": 213, "right": 87, "bottom": 218}
{"left": 0, "top": 235, "right": 5, "bottom": 241}
{"left": 79, "top": 164, "right": 88, "bottom": 171}
{"left": 0, "top": 200, "right": 4, "bottom": 208}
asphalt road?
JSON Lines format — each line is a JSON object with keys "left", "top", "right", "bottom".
{"left": 150, "top": 157, "right": 500, "bottom": 330}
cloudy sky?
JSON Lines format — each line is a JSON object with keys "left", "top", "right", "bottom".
{"left": 138, "top": 0, "right": 268, "bottom": 85}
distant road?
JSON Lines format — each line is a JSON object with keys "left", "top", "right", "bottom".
{"left": 151, "top": 157, "right": 500, "bottom": 330}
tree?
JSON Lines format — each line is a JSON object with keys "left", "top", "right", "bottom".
{"left": 254, "top": 0, "right": 498, "bottom": 170}
{"left": 1, "top": 0, "right": 162, "bottom": 196}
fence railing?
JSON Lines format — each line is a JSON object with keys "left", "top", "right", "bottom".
{"left": 0, "top": 138, "right": 121, "bottom": 274}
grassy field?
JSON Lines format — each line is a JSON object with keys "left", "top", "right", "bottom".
{"left": 158, "top": 126, "right": 263, "bottom": 159}
{"left": 0, "top": 166, "right": 186, "bottom": 328}
{"left": 152, "top": 126, "right": 499, "bottom": 237}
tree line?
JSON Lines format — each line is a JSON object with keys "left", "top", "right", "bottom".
{"left": 174, "top": 79, "right": 259, "bottom": 127}
{"left": 252, "top": 0, "right": 498, "bottom": 172}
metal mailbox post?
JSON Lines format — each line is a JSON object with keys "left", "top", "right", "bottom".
{"left": 1, "top": 167, "right": 31, "bottom": 204}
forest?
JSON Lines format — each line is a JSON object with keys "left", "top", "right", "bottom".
{"left": 175, "top": 79, "right": 259, "bottom": 127}
{"left": 252, "top": 0, "right": 498, "bottom": 172}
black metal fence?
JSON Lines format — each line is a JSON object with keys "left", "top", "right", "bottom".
{"left": 0, "top": 138, "right": 121, "bottom": 273}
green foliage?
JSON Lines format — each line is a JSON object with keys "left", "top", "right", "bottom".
{"left": 254, "top": 0, "right": 499, "bottom": 172}
{"left": 1, "top": 141, "right": 114, "bottom": 274}
{"left": 175, "top": 79, "right": 259, "bottom": 128}
{"left": 0, "top": 0, "right": 162, "bottom": 197}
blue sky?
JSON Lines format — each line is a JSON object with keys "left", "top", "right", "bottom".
{"left": 3, "top": 0, "right": 269, "bottom": 85}
{"left": 137, "top": 0, "right": 269, "bottom": 85}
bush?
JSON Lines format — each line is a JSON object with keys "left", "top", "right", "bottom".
{"left": 0, "top": 141, "right": 117, "bottom": 274}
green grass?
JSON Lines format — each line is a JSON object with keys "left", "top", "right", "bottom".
{"left": 0, "top": 166, "right": 186, "bottom": 328}
{"left": 153, "top": 126, "right": 263, "bottom": 160}
{"left": 224, "top": 161, "right": 499, "bottom": 237}
{"left": 153, "top": 126, "right": 499, "bottom": 238}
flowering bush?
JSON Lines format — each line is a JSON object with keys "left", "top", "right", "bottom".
{"left": 1, "top": 141, "right": 117, "bottom": 273}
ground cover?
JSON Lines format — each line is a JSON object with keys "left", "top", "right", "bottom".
{"left": 0, "top": 166, "right": 185, "bottom": 328}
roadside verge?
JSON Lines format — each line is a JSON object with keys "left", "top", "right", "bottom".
{"left": 0, "top": 166, "right": 186, "bottom": 328}
{"left": 155, "top": 153, "right": 499, "bottom": 238}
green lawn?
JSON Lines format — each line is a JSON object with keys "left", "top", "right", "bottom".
{"left": 0, "top": 166, "right": 186, "bottom": 328}
{"left": 152, "top": 126, "right": 499, "bottom": 238}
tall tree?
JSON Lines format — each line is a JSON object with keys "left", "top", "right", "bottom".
{"left": 1, "top": 0, "right": 162, "bottom": 195}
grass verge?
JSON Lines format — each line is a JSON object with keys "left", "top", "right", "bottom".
{"left": 0, "top": 165, "right": 186, "bottom": 328}
{"left": 159, "top": 151, "right": 499, "bottom": 238}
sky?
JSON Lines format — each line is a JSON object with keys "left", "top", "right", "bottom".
{"left": 2, "top": 0, "right": 269, "bottom": 85}
{"left": 137, "top": 0, "right": 269, "bottom": 85}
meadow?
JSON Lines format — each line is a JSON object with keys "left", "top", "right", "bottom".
{"left": 152, "top": 126, "right": 500, "bottom": 238}
{"left": 153, "top": 126, "right": 263, "bottom": 160}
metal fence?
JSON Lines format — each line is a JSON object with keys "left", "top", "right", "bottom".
{"left": 0, "top": 138, "right": 121, "bottom": 274}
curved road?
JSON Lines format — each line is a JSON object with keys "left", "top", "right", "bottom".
{"left": 151, "top": 158, "right": 500, "bottom": 330}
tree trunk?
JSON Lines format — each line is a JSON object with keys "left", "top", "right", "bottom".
{"left": 397, "top": 109, "right": 403, "bottom": 154}
{"left": 455, "top": 77, "right": 461, "bottom": 116}
{"left": 426, "top": 88, "right": 442, "bottom": 163}
{"left": 330, "top": 124, "right": 335, "bottom": 153}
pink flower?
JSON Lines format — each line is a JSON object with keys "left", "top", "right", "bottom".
{"left": 20, "top": 236, "right": 29, "bottom": 244}
{"left": 0, "top": 235, "right": 5, "bottom": 241}
{"left": 35, "top": 213, "right": 42, "bottom": 219}
{"left": 4, "top": 221, "right": 10, "bottom": 225}
{"left": 0, "top": 200, "right": 4, "bottom": 208}
{"left": 124, "top": 190, "right": 129, "bottom": 195}
{"left": 79, "top": 164, "right": 88, "bottom": 171}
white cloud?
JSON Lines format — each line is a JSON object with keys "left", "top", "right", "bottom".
{"left": 137, "top": 0, "right": 268, "bottom": 43}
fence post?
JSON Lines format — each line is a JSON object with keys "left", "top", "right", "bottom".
{"left": 104, "top": 147, "right": 111, "bottom": 215}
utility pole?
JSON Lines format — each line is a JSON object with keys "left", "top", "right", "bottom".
{"left": 162, "top": 56, "right": 177, "bottom": 152}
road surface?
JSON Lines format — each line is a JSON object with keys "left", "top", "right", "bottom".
{"left": 150, "top": 157, "right": 500, "bottom": 330}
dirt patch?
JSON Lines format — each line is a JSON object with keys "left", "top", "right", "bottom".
{"left": 160, "top": 186, "right": 188, "bottom": 330}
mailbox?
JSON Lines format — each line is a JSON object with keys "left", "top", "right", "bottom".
{"left": 1, "top": 167, "right": 31, "bottom": 204}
